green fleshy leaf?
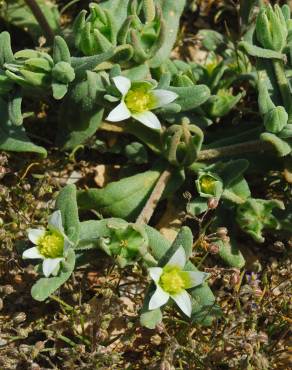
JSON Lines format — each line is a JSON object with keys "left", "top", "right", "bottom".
{"left": 140, "top": 308, "right": 162, "bottom": 329}
{"left": 0, "top": 97, "right": 46, "bottom": 156}
{"left": 260, "top": 132, "right": 291, "bottom": 156}
{"left": 31, "top": 249, "right": 75, "bottom": 301}
{"left": 168, "top": 85, "right": 210, "bottom": 111}
{"left": 55, "top": 185, "right": 80, "bottom": 245}
{"left": 239, "top": 41, "right": 285, "bottom": 60}
{"left": 236, "top": 198, "right": 285, "bottom": 243}
{"left": 77, "top": 168, "right": 161, "bottom": 221}
{"left": 222, "top": 177, "right": 251, "bottom": 204}
{"left": 215, "top": 238, "right": 245, "bottom": 268}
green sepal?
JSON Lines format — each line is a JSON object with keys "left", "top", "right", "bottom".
{"left": 31, "top": 249, "right": 75, "bottom": 301}
{"left": 196, "top": 172, "right": 223, "bottom": 199}
{"left": 258, "top": 76, "right": 276, "bottom": 115}
{"left": 55, "top": 184, "right": 80, "bottom": 245}
{"left": 264, "top": 106, "right": 288, "bottom": 133}
{"left": 140, "top": 308, "right": 162, "bottom": 329}
{"left": 52, "top": 82, "right": 68, "bottom": 100}
{"left": 53, "top": 36, "right": 71, "bottom": 64}
{"left": 98, "top": 222, "right": 149, "bottom": 267}
{"left": 52, "top": 62, "right": 75, "bottom": 84}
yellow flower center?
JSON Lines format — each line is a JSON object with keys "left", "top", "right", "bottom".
{"left": 205, "top": 61, "right": 218, "bottom": 75}
{"left": 200, "top": 175, "right": 217, "bottom": 194}
{"left": 119, "top": 239, "right": 128, "bottom": 248}
{"left": 125, "top": 88, "right": 156, "bottom": 113}
{"left": 159, "top": 265, "right": 191, "bottom": 295}
{"left": 37, "top": 229, "right": 64, "bottom": 258}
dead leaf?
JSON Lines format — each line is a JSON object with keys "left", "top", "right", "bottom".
{"left": 94, "top": 164, "right": 120, "bottom": 188}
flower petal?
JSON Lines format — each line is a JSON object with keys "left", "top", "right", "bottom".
{"left": 113, "top": 76, "right": 131, "bottom": 96}
{"left": 48, "top": 210, "right": 64, "bottom": 232}
{"left": 171, "top": 290, "right": 192, "bottom": 317}
{"left": 23, "top": 246, "right": 43, "bottom": 260}
{"left": 149, "top": 285, "right": 170, "bottom": 310}
{"left": 167, "top": 246, "right": 186, "bottom": 268}
{"left": 106, "top": 101, "right": 131, "bottom": 122}
{"left": 28, "top": 228, "right": 45, "bottom": 244}
{"left": 132, "top": 111, "right": 161, "bottom": 129}
{"left": 42, "top": 258, "right": 63, "bottom": 277}
{"left": 148, "top": 267, "right": 163, "bottom": 283}
{"left": 152, "top": 89, "right": 178, "bottom": 108}
{"left": 185, "top": 271, "right": 209, "bottom": 289}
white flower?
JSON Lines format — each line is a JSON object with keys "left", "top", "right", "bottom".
{"left": 23, "top": 210, "right": 72, "bottom": 277}
{"left": 106, "top": 76, "right": 178, "bottom": 129}
{"left": 148, "top": 246, "right": 208, "bottom": 317}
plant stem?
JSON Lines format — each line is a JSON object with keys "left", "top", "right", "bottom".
{"left": 273, "top": 60, "right": 292, "bottom": 121}
{"left": 136, "top": 168, "right": 172, "bottom": 225}
{"left": 197, "top": 140, "right": 273, "bottom": 161}
{"left": 24, "top": 0, "right": 54, "bottom": 44}
{"left": 135, "top": 140, "right": 273, "bottom": 223}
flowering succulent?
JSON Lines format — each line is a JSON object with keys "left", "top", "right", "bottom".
{"left": 256, "top": 4, "right": 288, "bottom": 52}
{"left": 148, "top": 246, "right": 208, "bottom": 317}
{"left": 23, "top": 211, "right": 73, "bottom": 277}
{"left": 106, "top": 76, "right": 178, "bottom": 129}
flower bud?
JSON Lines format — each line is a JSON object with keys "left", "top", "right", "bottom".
{"left": 196, "top": 172, "right": 223, "bottom": 199}
{"left": 207, "top": 197, "right": 219, "bottom": 209}
{"left": 216, "top": 227, "right": 228, "bottom": 238}
{"left": 163, "top": 123, "right": 203, "bottom": 167}
{"left": 52, "top": 62, "right": 75, "bottom": 84}
{"left": 208, "top": 243, "right": 219, "bottom": 254}
{"left": 256, "top": 5, "right": 288, "bottom": 52}
{"left": 264, "top": 106, "right": 288, "bottom": 134}
{"left": 73, "top": 3, "right": 116, "bottom": 56}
